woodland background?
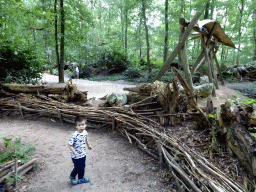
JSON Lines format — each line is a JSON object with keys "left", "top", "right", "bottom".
{"left": 0, "top": 0, "right": 256, "bottom": 84}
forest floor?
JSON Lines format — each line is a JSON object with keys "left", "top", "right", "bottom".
{"left": 0, "top": 74, "right": 251, "bottom": 192}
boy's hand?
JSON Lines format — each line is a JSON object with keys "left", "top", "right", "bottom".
{"left": 74, "top": 152, "right": 79, "bottom": 158}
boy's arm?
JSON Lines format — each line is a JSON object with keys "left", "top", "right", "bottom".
{"left": 68, "top": 144, "right": 79, "bottom": 157}
{"left": 86, "top": 140, "right": 92, "bottom": 150}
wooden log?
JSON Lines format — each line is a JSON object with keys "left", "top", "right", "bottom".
{"left": 112, "top": 115, "right": 116, "bottom": 131}
{"left": 0, "top": 158, "right": 36, "bottom": 184}
{"left": 0, "top": 169, "right": 9, "bottom": 178}
{"left": 6, "top": 165, "right": 34, "bottom": 190}
{"left": 173, "top": 67, "right": 210, "bottom": 129}
{"left": 154, "top": 12, "right": 201, "bottom": 81}
{"left": 201, "top": 38, "right": 216, "bottom": 97}
{"left": 211, "top": 47, "right": 225, "bottom": 85}
{"left": 180, "top": 16, "right": 194, "bottom": 92}
{"left": 217, "top": 102, "right": 256, "bottom": 177}
{"left": 208, "top": 51, "right": 219, "bottom": 90}
{"left": 191, "top": 44, "right": 214, "bottom": 75}
{"left": 0, "top": 160, "right": 15, "bottom": 172}
{"left": 2, "top": 84, "right": 64, "bottom": 94}
{"left": 179, "top": 17, "right": 201, "bottom": 34}
{"left": 14, "top": 159, "right": 18, "bottom": 188}
{"left": 161, "top": 145, "right": 202, "bottom": 192}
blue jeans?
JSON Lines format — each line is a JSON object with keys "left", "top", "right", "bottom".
{"left": 70, "top": 156, "right": 86, "bottom": 180}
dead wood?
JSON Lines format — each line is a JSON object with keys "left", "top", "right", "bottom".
{"left": 173, "top": 67, "right": 210, "bottom": 129}
{"left": 2, "top": 83, "right": 64, "bottom": 94}
{"left": 2, "top": 79, "right": 87, "bottom": 104}
{"left": 0, "top": 158, "right": 36, "bottom": 184}
{"left": 215, "top": 101, "right": 256, "bottom": 177}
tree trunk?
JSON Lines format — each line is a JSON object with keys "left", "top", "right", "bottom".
{"left": 178, "top": 0, "right": 185, "bottom": 66}
{"left": 54, "top": 0, "right": 60, "bottom": 75}
{"left": 210, "top": 0, "right": 214, "bottom": 19}
{"left": 254, "top": 8, "right": 256, "bottom": 61}
{"left": 220, "top": 10, "right": 227, "bottom": 68}
{"left": 139, "top": 16, "right": 142, "bottom": 58}
{"left": 124, "top": 11, "right": 128, "bottom": 54}
{"left": 59, "top": 0, "right": 65, "bottom": 83}
{"left": 142, "top": 0, "right": 151, "bottom": 74}
{"left": 204, "top": 1, "right": 210, "bottom": 19}
{"left": 163, "top": 0, "right": 168, "bottom": 62}
{"left": 236, "top": 0, "right": 244, "bottom": 65}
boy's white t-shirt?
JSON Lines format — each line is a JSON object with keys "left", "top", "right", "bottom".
{"left": 68, "top": 130, "right": 88, "bottom": 159}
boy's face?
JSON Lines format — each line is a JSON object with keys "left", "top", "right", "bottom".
{"left": 76, "top": 120, "right": 87, "bottom": 133}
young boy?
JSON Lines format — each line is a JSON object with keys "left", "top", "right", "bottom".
{"left": 68, "top": 116, "right": 92, "bottom": 185}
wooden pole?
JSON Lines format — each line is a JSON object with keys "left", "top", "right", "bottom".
{"left": 112, "top": 115, "right": 116, "bottom": 131}
{"left": 208, "top": 51, "right": 219, "bottom": 89}
{"left": 180, "top": 15, "right": 194, "bottom": 92}
{"left": 191, "top": 44, "right": 214, "bottom": 75}
{"left": 14, "top": 158, "right": 18, "bottom": 188}
{"left": 156, "top": 140, "right": 163, "bottom": 168}
{"left": 201, "top": 37, "right": 216, "bottom": 96}
{"left": 212, "top": 47, "right": 225, "bottom": 85}
{"left": 154, "top": 12, "right": 201, "bottom": 81}
{"left": 191, "top": 51, "right": 204, "bottom": 75}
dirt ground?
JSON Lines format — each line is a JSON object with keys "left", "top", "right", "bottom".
{"left": 0, "top": 117, "right": 170, "bottom": 192}
{"left": 0, "top": 74, "right": 251, "bottom": 192}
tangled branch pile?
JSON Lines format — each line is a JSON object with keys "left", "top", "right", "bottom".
{"left": 0, "top": 91, "right": 247, "bottom": 191}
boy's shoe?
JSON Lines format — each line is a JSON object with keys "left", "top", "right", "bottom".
{"left": 69, "top": 176, "right": 82, "bottom": 185}
{"left": 70, "top": 179, "right": 82, "bottom": 185}
{"left": 79, "top": 177, "right": 90, "bottom": 183}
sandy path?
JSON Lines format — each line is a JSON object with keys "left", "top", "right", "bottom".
{"left": 0, "top": 117, "right": 170, "bottom": 192}
{"left": 40, "top": 73, "right": 137, "bottom": 99}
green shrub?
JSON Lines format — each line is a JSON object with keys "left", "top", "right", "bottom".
{"left": 202, "top": 65, "right": 208, "bottom": 74}
{"left": 246, "top": 82, "right": 256, "bottom": 96}
{"left": 88, "top": 74, "right": 124, "bottom": 81}
{"left": 151, "top": 58, "right": 163, "bottom": 68}
{"left": 160, "top": 71, "right": 176, "bottom": 83}
{"left": 0, "top": 135, "right": 36, "bottom": 165}
{"left": 139, "top": 58, "right": 147, "bottom": 66}
{"left": 80, "top": 63, "right": 94, "bottom": 78}
{"left": 100, "top": 49, "right": 129, "bottom": 72}
{"left": 124, "top": 67, "right": 142, "bottom": 79}
{"left": 0, "top": 43, "right": 44, "bottom": 84}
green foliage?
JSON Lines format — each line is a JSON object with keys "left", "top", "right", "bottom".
{"left": 88, "top": 74, "right": 124, "bottom": 81}
{"left": 243, "top": 98, "right": 256, "bottom": 105}
{"left": 151, "top": 58, "right": 164, "bottom": 68}
{"left": 5, "top": 173, "right": 24, "bottom": 183}
{"left": 0, "top": 43, "right": 44, "bottom": 84}
{"left": 209, "top": 114, "right": 216, "bottom": 119}
{"left": 80, "top": 63, "right": 94, "bottom": 78}
{"left": 101, "top": 49, "right": 129, "bottom": 72}
{"left": 202, "top": 65, "right": 208, "bottom": 74}
{"left": 123, "top": 67, "right": 142, "bottom": 79}
{"left": 248, "top": 82, "right": 256, "bottom": 94}
{"left": 0, "top": 136, "right": 36, "bottom": 165}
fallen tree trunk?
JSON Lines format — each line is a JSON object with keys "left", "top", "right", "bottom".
{"left": 2, "top": 83, "right": 64, "bottom": 94}
{"left": 216, "top": 101, "right": 256, "bottom": 177}
{"left": 2, "top": 79, "right": 88, "bottom": 103}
